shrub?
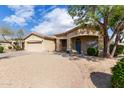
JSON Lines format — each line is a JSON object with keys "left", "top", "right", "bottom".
{"left": 13, "top": 45, "right": 22, "bottom": 51}
{"left": 110, "top": 44, "right": 124, "bottom": 56}
{"left": 111, "top": 58, "right": 124, "bottom": 88}
{"left": 8, "top": 46, "right": 12, "bottom": 49}
{"left": 0, "top": 46, "right": 4, "bottom": 53}
{"left": 87, "top": 47, "right": 98, "bottom": 56}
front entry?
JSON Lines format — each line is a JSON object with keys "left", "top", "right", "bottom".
{"left": 60, "top": 39, "right": 67, "bottom": 51}
{"left": 75, "top": 39, "right": 81, "bottom": 54}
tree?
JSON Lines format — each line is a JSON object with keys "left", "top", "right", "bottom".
{"left": 14, "top": 29, "right": 25, "bottom": 49}
{"left": 16, "top": 29, "right": 24, "bottom": 40}
{"left": 0, "top": 27, "right": 14, "bottom": 42}
{"left": 120, "top": 31, "right": 124, "bottom": 43}
{"left": 68, "top": 5, "right": 124, "bottom": 58}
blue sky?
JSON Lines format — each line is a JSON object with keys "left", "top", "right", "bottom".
{"left": 0, "top": 5, "right": 75, "bottom": 35}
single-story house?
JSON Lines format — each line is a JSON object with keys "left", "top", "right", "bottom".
{"left": 24, "top": 32, "right": 56, "bottom": 52}
{"left": 24, "top": 27, "right": 103, "bottom": 55}
{"left": 55, "top": 26, "right": 102, "bottom": 54}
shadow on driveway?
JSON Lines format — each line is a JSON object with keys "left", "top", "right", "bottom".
{"left": 0, "top": 51, "right": 31, "bottom": 60}
{"left": 53, "top": 52, "right": 106, "bottom": 62}
{"left": 0, "top": 56, "right": 10, "bottom": 60}
{"left": 90, "top": 72, "right": 112, "bottom": 88}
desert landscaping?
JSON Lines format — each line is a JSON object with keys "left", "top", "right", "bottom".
{"left": 0, "top": 51, "right": 117, "bottom": 88}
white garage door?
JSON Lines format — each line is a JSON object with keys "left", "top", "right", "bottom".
{"left": 25, "top": 43, "right": 44, "bottom": 52}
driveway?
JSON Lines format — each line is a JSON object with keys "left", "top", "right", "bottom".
{"left": 0, "top": 51, "right": 83, "bottom": 88}
{"left": 0, "top": 51, "right": 117, "bottom": 88}
{"left": 0, "top": 51, "right": 31, "bottom": 59}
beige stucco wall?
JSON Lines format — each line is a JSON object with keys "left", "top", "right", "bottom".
{"left": 42, "top": 39, "right": 55, "bottom": 51}
{"left": 25, "top": 35, "right": 55, "bottom": 52}
{"left": 56, "top": 39, "right": 61, "bottom": 51}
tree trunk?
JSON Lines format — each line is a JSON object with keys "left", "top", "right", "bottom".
{"left": 102, "top": 13, "right": 112, "bottom": 58}
{"left": 111, "top": 44, "right": 117, "bottom": 57}
{"left": 2, "top": 34, "right": 8, "bottom": 42}
{"left": 103, "top": 35, "right": 111, "bottom": 58}
{"left": 111, "top": 31, "right": 120, "bottom": 57}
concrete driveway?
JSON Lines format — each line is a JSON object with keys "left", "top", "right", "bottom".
{"left": 0, "top": 51, "right": 84, "bottom": 88}
{"left": 0, "top": 51, "right": 117, "bottom": 88}
{"left": 0, "top": 51, "right": 31, "bottom": 59}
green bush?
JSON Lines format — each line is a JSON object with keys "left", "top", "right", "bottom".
{"left": 111, "top": 58, "right": 124, "bottom": 88}
{"left": 13, "top": 45, "right": 22, "bottom": 51}
{"left": 110, "top": 45, "right": 124, "bottom": 56}
{"left": 87, "top": 47, "right": 98, "bottom": 56}
{"left": 0, "top": 46, "right": 4, "bottom": 53}
{"left": 8, "top": 46, "right": 12, "bottom": 49}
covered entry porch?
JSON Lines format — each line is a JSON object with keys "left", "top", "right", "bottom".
{"left": 71, "top": 35, "right": 98, "bottom": 55}
{"left": 56, "top": 35, "right": 98, "bottom": 55}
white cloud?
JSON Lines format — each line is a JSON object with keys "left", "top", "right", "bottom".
{"left": 3, "top": 5, "right": 34, "bottom": 26}
{"left": 31, "top": 8, "right": 75, "bottom": 35}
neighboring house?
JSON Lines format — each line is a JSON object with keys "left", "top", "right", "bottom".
{"left": 24, "top": 27, "right": 103, "bottom": 55}
{"left": 24, "top": 32, "right": 56, "bottom": 52}
{"left": 55, "top": 26, "right": 102, "bottom": 55}
{"left": 0, "top": 41, "right": 12, "bottom": 50}
{"left": 0, "top": 40, "right": 24, "bottom": 50}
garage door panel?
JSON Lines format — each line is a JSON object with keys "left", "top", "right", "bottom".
{"left": 25, "top": 43, "right": 44, "bottom": 52}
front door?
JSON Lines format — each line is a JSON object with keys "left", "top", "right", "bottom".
{"left": 75, "top": 39, "right": 81, "bottom": 54}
